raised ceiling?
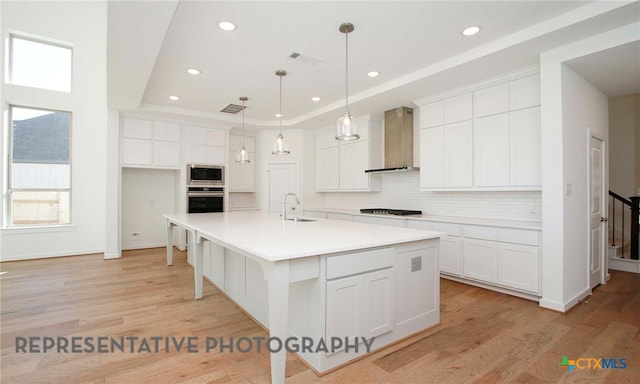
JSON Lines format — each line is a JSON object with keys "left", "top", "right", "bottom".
{"left": 107, "top": 1, "right": 640, "bottom": 129}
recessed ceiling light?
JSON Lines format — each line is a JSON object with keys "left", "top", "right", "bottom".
{"left": 169, "top": 95, "right": 180, "bottom": 101}
{"left": 186, "top": 68, "right": 201, "bottom": 75}
{"left": 218, "top": 21, "right": 236, "bottom": 31}
{"left": 367, "top": 71, "right": 380, "bottom": 78}
{"left": 275, "top": 113, "right": 283, "bottom": 118}
{"left": 311, "top": 96, "right": 321, "bottom": 102}
{"left": 462, "top": 26, "right": 480, "bottom": 36}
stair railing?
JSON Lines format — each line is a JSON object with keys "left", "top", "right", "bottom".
{"left": 609, "top": 191, "right": 639, "bottom": 260}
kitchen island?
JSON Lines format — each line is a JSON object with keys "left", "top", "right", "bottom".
{"left": 164, "top": 211, "right": 442, "bottom": 384}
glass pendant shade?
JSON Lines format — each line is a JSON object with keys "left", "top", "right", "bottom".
{"left": 236, "top": 96, "right": 250, "bottom": 163}
{"left": 272, "top": 70, "right": 290, "bottom": 155}
{"left": 236, "top": 145, "right": 249, "bottom": 163}
{"left": 336, "top": 111, "right": 359, "bottom": 140}
{"left": 336, "top": 22, "right": 359, "bottom": 141}
{"left": 272, "top": 133, "right": 289, "bottom": 155}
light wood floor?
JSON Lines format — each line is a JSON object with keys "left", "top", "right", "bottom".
{"left": 1, "top": 248, "right": 638, "bottom": 384}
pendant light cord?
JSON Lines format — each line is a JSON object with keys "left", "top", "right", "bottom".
{"left": 241, "top": 98, "right": 246, "bottom": 147}
{"left": 345, "top": 29, "right": 349, "bottom": 114}
{"left": 279, "top": 74, "right": 283, "bottom": 134}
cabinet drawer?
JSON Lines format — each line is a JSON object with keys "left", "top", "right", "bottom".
{"left": 354, "top": 215, "right": 405, "bottom": 227}
{"left": 464, "top": 225, "right": 498, "bottom": 241}
{"left": 326, "top": 248, "right": 394, "bottom": 280}
{"left": 432, "top": 222, "right": 462, "bottom": 237}
{"left": 498, "top": 228, "right": 539, "bottom": 246}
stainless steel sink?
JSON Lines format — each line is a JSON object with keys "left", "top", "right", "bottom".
{"left": 285, "top": 217, "right": 316, "bottom": 222}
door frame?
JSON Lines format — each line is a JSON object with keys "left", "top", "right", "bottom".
{"left": 587, "top": 130, "right": 609, "bottom": 289}
{"left": 267, "top": 162, "right": 299, "bottom": 215}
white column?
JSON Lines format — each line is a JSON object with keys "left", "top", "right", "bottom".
{"left": 267, "top": 261, "right": 290, "bottom": 384}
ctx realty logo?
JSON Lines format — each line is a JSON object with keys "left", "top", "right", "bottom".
{"left": 559, "top": 356, "right": 627, "bottom": 373}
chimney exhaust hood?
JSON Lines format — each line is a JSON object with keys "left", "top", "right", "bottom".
{"left": 365, "top": 107, "right": 415, "bottom": 173}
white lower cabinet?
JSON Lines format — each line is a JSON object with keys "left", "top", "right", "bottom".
{"left": 498, "top": 243, "right": 539, "bottom": 293}
{"left": 353, "top": 215, "right": 405, "bottom": 227}
{"left": 463, "top": 238, "right": 499, "bottom": 283}
{"left": 439, "top": 236, "right": 462, "bottom": 276}
{"left": 326, "top": 268, "right": 394, "bottom": 347}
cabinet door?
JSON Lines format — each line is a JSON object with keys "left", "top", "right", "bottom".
{"left": 182, "top": 125, "right": 206, "bottom": 144}
{"left": 498, "top": 243, "right": 539, "bottom": 293}
{"left": 206, "top": 128, "right": 225, "bottom": 146}
{"left": 205, "top": 146, "right": 225, "bottom": 165}
{"left": 122, "top": 138, "right": 152, "bottom": 165}
{"left": 183, "top": 143, "right": 207, "bottom": 164}
{"left": 228, "top": 151, "right": 242, "bottom": 190}
{"left": 473, "top": 83, "right": 509, "bottom": 118}
{"left": 354, "top": 215, "right": 405, "bottom": 227}
{"left": 316, "top": 146, "right": 339, "bottom": 190}
{"left": 340, "top": 140, "right": 369, "bottom": 190}
{"left": 444, "top": 93, "right": 472, "bottom": 124}
{"left": 420, "top": 101, "right": 444, "bottom": 128}
{"left": 509, "top": 74, "right": 540, "bottom": 110}
{"left": 362, "top": 269, "right": 393, "bottom": 338}
{"left": 439, "top": 235, "right": 462, "bottom": 276}
{"left": 444, "top": 120, "right": 473, "bottom": 187}
{"left": 154, "top": 141, "right": 180, "bottom": 167}
{"left": 155, "top": 122, "right": 180, "bottom": 142}
{"left": 463, "top": 239, "right": 498, "bottom": 283}
{"left": 474, "top": 113, "right": 509, "bottom": 187}
{"left": 510, "top": 107, "right": 541, "bottom": 186}
{"left": 123, "top": 118, "right": 153, "bottom": 139}
{"left": 420, "top": 126, "right": 445, "bottom": 188}
{"left": 326, "top": 275, "right": 362, "bottom": 345}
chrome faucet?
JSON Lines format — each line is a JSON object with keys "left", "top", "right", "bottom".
{"left": 282, "top": 193, "right": 301, "bottom": 221}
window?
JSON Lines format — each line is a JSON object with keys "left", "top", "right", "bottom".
{"left": 7, "top": 106, "right": 72, "bottom": 226}
{"left": 8, "top": 35, "right": 72, "bottom": 92}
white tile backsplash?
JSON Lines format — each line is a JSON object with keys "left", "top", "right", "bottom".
{"left": 322, "top": 171, "right": 541, "bottom": 221}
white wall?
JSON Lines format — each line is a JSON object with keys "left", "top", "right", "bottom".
{"left": 121, "top": 168, "right": 178, "bottom": 250}
{"left": 1, "top": 1, "right": 108, "bottom": 261}
{"left": 609, "top": 95, "right": 639, "bottom": 198}
{"left": 539, "top": 22, "right": 637, "bottom": 312}
{"left": 561, "top": 65, "right": 609, "bottom": 305}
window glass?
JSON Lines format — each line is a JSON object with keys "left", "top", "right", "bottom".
{"left": 10, "top": 35, "right": 72, "bottom": 92}
{"left": 8, "top": 106, "right": 72, "bottom": 226}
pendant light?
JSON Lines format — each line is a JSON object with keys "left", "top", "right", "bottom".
{"left": 235, "top": 96, "right": 250, "bottom": 163}
{"left": 272, "top": 70, "right": 290, "bottom": 155}
{"left": 336, "top": 22, "right": 359, "bottom": 141}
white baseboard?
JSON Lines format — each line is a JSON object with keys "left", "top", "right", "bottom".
{"left": 104, "top": 252, "right": 121, "bottom": 259}
{"left": 0, "top": 249, "right": 104, "bottom": 262}
{"left": 609, "top": 256, "right": 640, "bottom": 273}
{"left": 122, "top": 242, "right": 166, "bottom": 251}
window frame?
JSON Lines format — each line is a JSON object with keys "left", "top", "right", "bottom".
{"left": 7, "top": 33, "right": 73, "bottom": 93}
{"left": 6, "top": 104, "right": 73, "bottom": 228}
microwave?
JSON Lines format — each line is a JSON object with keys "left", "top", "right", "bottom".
{"left": 187, "top": 164, "right": 224, "bottom": 185}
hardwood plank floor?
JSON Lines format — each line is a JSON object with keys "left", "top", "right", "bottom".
{"left": 1, "top": 248, "right": 638, "bottom": 383}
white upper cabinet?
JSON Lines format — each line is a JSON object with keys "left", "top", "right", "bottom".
{"left": 122, "top": 117, "right": 181, "bottom": 168}
{"left": 510, "top": 107, "right": 541, "bottom": 186}
{"left": 509, "top": 74, "right": 540, "bottom": 110}
{"left": 182, "top": 125, "right": 225, "bottom": 165}
{"left": 314, "top": 116, "right": 382, "bottom": 192}
{"left": 416, "top": 70, "right": 541, "bottom": 191}
{"left": 444, "top": 93, "right": 472, "bottom": 124}
{"left": 419, "top": 126, "right": 445, "bottom": 188}
{"left": 228, "top": 135, "right": 256, "bottom": 192}
{"left": 473, "top": 83, "right": 509, "bottom": 118}
{"left": 420, "top": 100, "right": 444, "bottom": 128}
{"left": 474, "top": 113, "right": 510, "bottom": 187}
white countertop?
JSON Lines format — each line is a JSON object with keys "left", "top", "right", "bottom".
{"left": 164, "top": 211, "right": 442, "bottom": 262}
{"left": 305, "top": 207, "right": 542, "bottom": 230}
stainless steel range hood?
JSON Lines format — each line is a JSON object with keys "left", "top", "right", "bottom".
{"left": 365, "top": 107, "right": 415, "bottom": 173}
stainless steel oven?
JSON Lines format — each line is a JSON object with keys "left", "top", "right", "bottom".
{"left": 187, "top": 164, "right": 224, "bottom": 186}
{"left": 187, "top": 186, "right": 224, "bottom": 213}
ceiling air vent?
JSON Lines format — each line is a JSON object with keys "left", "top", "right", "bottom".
{"left": 220, "top": 103, "right": 245, "bottom": 114}
{"left": 288, "top": 52, "right": 323, "bottom": 66}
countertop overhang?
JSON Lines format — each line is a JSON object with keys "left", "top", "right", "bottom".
{"left": 164, "top": 211, "right": 443, "bottom": 262}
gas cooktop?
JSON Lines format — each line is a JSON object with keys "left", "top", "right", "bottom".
{"left": 360, "top": 208, "right": 422, "bottom": 216}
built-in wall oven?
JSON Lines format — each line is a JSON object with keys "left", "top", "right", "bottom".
{"left": 187, "top": 186, "right": 224, "bottom": 213}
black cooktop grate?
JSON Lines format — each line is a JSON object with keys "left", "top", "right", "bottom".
{"left": 360, "top": 208, "right": 422, "bottom": 216}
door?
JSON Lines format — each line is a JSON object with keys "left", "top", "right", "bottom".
{"left": 589, "top": 136, "right": 606, "bottom": 289}
{"left": 268, "top": 163, "right": 297, "bottom": 215}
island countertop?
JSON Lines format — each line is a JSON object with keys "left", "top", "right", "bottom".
{"left": 163, "top": 211, "right": 442, "bottom": 262}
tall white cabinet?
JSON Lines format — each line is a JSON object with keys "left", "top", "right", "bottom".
{"left": 228, "top": 134, "right": 256, "bottom": 192}
{"left": 315, "top": 115, "right": 383, "bottom": 192}
{"left": 416, "top": 70, "right": 541, "bottom": 191}
{"left": 121, "top": 117, "right": 181, "bottom": 169}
